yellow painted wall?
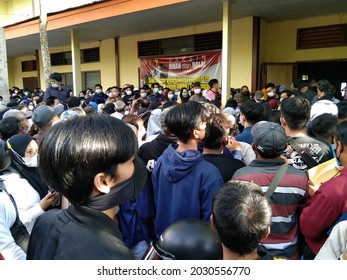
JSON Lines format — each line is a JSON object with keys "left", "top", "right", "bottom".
{"left": 118, "top": 18, "right": 254, "bottom": 89}
{"left": 0, "top": 1, "right": 8, "bottom": 27}
{"left": 262, "top": 14, "right": 347, "bottom": 63}
{"left": 6, "top": 0, "right": 33, "bottom": 25}
{"left": 7, "top": 57, "right": 15, "bottom": 88}
{"left": 10, "top": 55, "right": 37, "bottom": 88}
{"left": 230, "top": 17, "right": 253, "bottom": 88}
{"left": 36, "top": 38, "right": 116, "bottom": 90}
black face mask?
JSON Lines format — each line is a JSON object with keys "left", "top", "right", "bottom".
{"left": 82, "top": 157, "right": 147, "bottom": 211}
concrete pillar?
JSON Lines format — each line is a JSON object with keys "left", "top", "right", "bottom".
{"left": 221, "top": 0, "right": 232, "bottom": 106}
{"left": 71, "top": 29, "right": 81, "bottom": 96}
{"left": 0, "top": 28, "right": 9, "bottom": 103}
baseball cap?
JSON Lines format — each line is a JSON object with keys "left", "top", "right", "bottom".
{"left": 251, "top": 121, "right": 287, "bottom": 154}
{"left": 32, "top": 105, "right": 64, "bottom": 128}
{"left": 3, "top": 109, "right": 32, "bottom": 121}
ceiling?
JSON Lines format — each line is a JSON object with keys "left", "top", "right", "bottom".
{"left": 5, "top": 0, "right": 347, "bottom": 57}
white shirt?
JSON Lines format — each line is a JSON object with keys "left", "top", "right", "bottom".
{"left": 2, "top": 171, "right": 45, "bottom": 234}
{"left": 0, "top": 188, "right": 26, "bottom": 260}
{"left": 111, "top": 111, "right": 124, "bottom": 120}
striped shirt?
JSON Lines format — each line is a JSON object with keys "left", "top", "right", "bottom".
{"left": 232, "top": 159, "right": 308, "bottom": 259}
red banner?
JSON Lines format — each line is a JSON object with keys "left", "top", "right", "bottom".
{"left": 140, "top": 50, "right": 222, "bottom": 90}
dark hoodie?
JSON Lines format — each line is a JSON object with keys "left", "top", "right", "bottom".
{"left": 117, "top": 133, "right": 177, "bottom": 248}
{"left": 152, "top": 144, "right": 224, "bottom": 238}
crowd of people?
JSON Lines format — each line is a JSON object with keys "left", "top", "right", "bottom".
{"left": 0, "top": 72, "right": 346, "bottom": 261}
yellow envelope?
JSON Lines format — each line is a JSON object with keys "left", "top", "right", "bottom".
{"left": 307, "top": 158, "right": 339, "bottom": 186}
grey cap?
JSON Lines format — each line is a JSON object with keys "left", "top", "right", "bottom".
{"left": 3, "top": 109, "right": 32, "bottom": 121}
{"left": 32, "top": 105, "right": 64, "bottom": 128}
{"left": 251, "top": 121, "right": 287, "bottom": 154}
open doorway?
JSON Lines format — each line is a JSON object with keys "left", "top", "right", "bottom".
{"left": 297, "top": 60, "right": 347, "bottom": 99}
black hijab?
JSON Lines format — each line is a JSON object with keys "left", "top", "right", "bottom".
{"left": 7, "top": 134, "right": 48, "bottom": 199}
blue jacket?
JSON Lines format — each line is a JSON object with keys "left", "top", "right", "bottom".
{"left": 235, "top": 126, "right": 253, "bottom": 144}
{"left": 152, "top": 145, "right": 224, "bottom": 238}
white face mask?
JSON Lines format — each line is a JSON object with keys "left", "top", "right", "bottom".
{"left": 158, "top": 90, "right": 163, "bottom": 94}
{"left": 108, "top": 93, "right": 113, "bottom": 98}
{"left": 174, "top": 91, "right": 180, "bottom": 96}
{"left": 194, "top": 89, "right": 201, "bottom": 94}
{"left": 124, "top": 110, "right": 129, "bottom": 115}
{"left": 280, "top": 98, "right": 284, "bottom": 103}
{"left": 153, "top": 88, "right": 159, "bottom": 93}
{"left": 141, "top": 93, "right": 147, "bottom": 98}
{"left": 182, "top": 92, "right": 189, "bottom": 98}
{"left": 168, "top": 93, "right": 174, "bottom": 100}
{"left": 267, "top": 92, "right": 275, "bottom": 98}
{"left": 95, "top": 89, "right": 102, "bottom": 94}
{"left": 23, "top": 154, "right": 38, "bottom": 168}
{"left": 126, "top": 90, "right": 132, "bottom": 96}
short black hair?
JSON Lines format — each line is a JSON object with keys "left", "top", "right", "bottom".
{"left": 203, "top": 113, "right": 229, "bottom": 149}
{"left": 265, "top": 82, "right": 275, "bottom": 89}
{"left": 281, "top": 97, "right": 310, "bottom": 130}
{"left": 208, "top": 79, "right": 219, "bottom": 88}
{"left": 67, "top": 96, "right": 81, "bottom": 109}
{"left": 0, "top": 116, "right": 21, "bottom": 140}
{"left": 102, "top": 103, "right": 116, "bottom": 115}
{"left": 45, "top": 96, "right": 58, "bottom": 106}
{"left": 49, "top": 72, "right": 62, "bottom": 82}
{"left": 212, "top": 180, "right": 272, "bottom": 256}
{"left": 308, "top": 113, "right": 337, "bottom": 142}
{"left": 38, "top": 114, "right": 137, "bottom": 205}
{"left": 165, "top": 101, "right": 206, "bottom": 143}
{"left": 140, "top": 98, "right": 150, "bottom": 108}
{"left": 94, "top": 84, "right": 102, "bottom": 89}
{"left": 225, "top": 98, "right": 238, "bottom": 109}
{"left": 239, "top": 101, "right": 264, "bottom": 125}
{"left": 337, "top": 100, "right": 347, "bottom": 121}
{"left": 318, "top": 79, "right": 330, "bottom": 92}
{"left": 335, "top": 120, "right": 347, "bottom": 146}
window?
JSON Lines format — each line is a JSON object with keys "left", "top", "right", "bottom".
{"left": 297, "top": 24, "right": 347, "bottom": 49}
{"left": 21, "top": 60, "right": 37, "bottom": 72}
{"left": 51, "top": 52, "right": 72, "bottom": 66}
{"left": 61, "top": 73, "right": 73, "bottom": 90}
{"left": 138, "top": 31, "right": 222, "bottom": 57}
{"left": 81, "top": 48, "right": 100, "bottom": 63}
{"left": 51, "top": 48, "right": 100, "bottom": 65}
{"left": 58, "top": 71, "right": 101, "bottom": 92}
{"left": 82, "top": 71, "right": 101, "bottom": 90}
{"left": 160, "top": 37, "right": 194, "bottom": 55}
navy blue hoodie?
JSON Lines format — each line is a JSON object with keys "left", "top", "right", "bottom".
{"left": 152, "top": 145, "right": 224, "bottom": 238}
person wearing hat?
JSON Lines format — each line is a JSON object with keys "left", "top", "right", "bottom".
{"left": 32, "top": 105, "right": 64, "bottom": 145}
{"left": 2, "top": 109, "right": 32, "bottom": 134}
{"left": 26, "top": 114, "right": 147, "bottom": 259}
{"left": 232, "top": 121, "right": 308, "bottom": 259}
{"left": 43, "top": 72, "right": 71, "bottom": 109}
{"left": 189, "top": 82, "right": 206, "bottom": 103}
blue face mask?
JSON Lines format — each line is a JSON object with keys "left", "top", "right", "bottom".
{"left": 51, "top": 83, "right": 59, "bottom": 88}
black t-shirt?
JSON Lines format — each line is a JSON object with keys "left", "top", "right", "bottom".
{"left": 203, "top": 154, "right": 245, "bottom": 183}
{"left": 283, "top": 136, "right": 333, "bottom": 172}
